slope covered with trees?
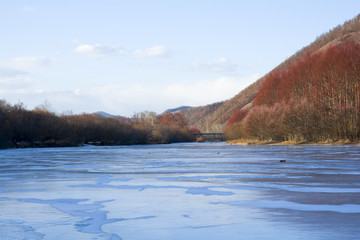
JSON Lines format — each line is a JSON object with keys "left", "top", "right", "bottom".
{"left": 0, "top": 100, "right": 196, "bottom": 149}
{"left": 179, "top": 79, "right": 263, "bottom": 132}
{"left": 225, "top": 14, "right": 360, "bottom": 142}
{"left": 182, "top": 14, "right": 360, "bottom": 136}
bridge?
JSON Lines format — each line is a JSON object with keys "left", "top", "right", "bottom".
{"left": 193, "top": 133, "right": 225, "bottom": 142}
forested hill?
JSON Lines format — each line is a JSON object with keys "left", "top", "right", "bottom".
{"left": 225, "top": 14, "right": 360, "bottom": 142}
{"left": 180, "top": 14, "right": 360, "bottom": 137}
{"left": 179, "top": 80, "right": 263, "bottom": 133}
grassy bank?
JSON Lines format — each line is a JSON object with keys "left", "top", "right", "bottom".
{"left": 227, "top": 139, "right": 360, "bottom": 145}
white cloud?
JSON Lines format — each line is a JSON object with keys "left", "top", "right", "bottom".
{"left": 0, "top": 73, "right": 259, "bottom": 117}
{"left": 0, "top": 76, "right": 38, "bottom": 89}
{"left": 0, "top": 88, "right": 98, "bottom": 114}
{"left": 192, "top": 57, "right": 237, "bottom": 73}
{"left": 132, "top": 45, "right": 170, "bottom": 58}
{"left": 0, "top": 67, "right": 38, "bottom": 89}
{"left": 74, "top": 44, "right": 125, "bottom": 57}
{"left": 163, "top": 74, "right": 259, "bottom": 105}
{"left": 82, "top": 74, "right": 260, "bottom": 116}
{"left": 0, "top": 68, "right": 27, "bottom": 78}
{"left": 4, "top": 56, "right": 53, "bottom": 69}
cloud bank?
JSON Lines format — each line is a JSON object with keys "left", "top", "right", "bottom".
{"left": 192, "top": 57, "right": 237, "bottom": 73}
{"left": 74, "top": 43, "right": 170, "bottom": 59}
{"left": 83, "top": 74, "right": 260, "bottom": 115}
{"left": 0, "top": 73, "right": 259, "bottom": 116}
{"left": 5, "top": 56, "right": 53, "bottom": 69}
{"left": 132, "top": 45, "right": 170, "bottom": 58}
{"left": 74, "top": 44, "right": 125, "bottom": 57}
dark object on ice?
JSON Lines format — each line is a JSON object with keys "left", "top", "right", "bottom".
{"left": 280, "top": 160, "right": 286, "bottom": 163}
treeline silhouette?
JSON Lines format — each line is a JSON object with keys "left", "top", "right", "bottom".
{"left": 224, "top": 37, "right": 360, "bottom": 143}
{"left": 0, "top": 101, "right": 197, "bottom": 149}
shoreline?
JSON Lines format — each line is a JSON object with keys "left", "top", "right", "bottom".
{"left": 227, "top": 139, "right": 360, "bottom": 146}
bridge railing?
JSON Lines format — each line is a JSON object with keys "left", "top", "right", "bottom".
{"left": 193, "top": 133, "right": 225, "bottom": 142}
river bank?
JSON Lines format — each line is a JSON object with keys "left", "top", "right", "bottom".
{"left": 227, "top": 138, "right": 360, "bottom": 145}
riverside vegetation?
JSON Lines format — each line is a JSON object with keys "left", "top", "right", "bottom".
{"left": 0, "top": 100, "right": 199, "bottom": 149}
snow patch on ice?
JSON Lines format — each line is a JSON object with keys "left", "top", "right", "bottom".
{"left": 186, "top": 187, "right": 234, "bottom": 196}
{"left": 96, "top": 175, "right": 133, "bottom": 184}
{"left": 17, "top": 198, "right": 124, "bottom": 239}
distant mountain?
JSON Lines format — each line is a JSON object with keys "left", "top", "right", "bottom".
{"left": 94, "top": 111, "right": 120, "bottom": 118}
{"left": 180, "top": 14, "right": 360, "bottom": 136}
{"left": 165, "top": 106, "right": 192, "bottom": 113}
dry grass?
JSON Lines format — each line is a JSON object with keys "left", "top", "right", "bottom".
{"left": 227, "top": 138, "right": 360, "bottom": 145}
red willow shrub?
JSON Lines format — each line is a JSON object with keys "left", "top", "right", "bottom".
{"left": 225, "top": 38, "right": 360, "bottom": 142}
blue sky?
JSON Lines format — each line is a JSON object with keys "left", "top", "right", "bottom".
{"left": 1, "top": 0, "right": 359, "bottom": 116}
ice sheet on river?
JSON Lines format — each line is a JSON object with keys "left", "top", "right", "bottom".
{"left": 1, "top": 143, "right": 360, "bottom": 239}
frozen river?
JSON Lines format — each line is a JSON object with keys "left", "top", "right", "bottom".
{"left": 1, "top": 142, "right": 360, "bottom": 239}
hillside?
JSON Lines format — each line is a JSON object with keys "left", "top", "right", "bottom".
{"left": 225, "top": 14, "right": 360, "bottom": 142}
{"left": 180, "top": 79, "right": 263, "bottom": 132}
{"left": 181, "top": 14, "right": 360, "bottom": 134}
{"left": 165, "top": 106, "right": 192, "bottom": 113}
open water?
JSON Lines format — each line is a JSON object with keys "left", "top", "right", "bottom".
{"left": 0, "top": 142, "right": 360, "bottom": 239}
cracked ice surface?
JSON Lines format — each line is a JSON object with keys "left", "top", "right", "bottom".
{"left": 1, "top": 143, "right": 360, "bottom": 239}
